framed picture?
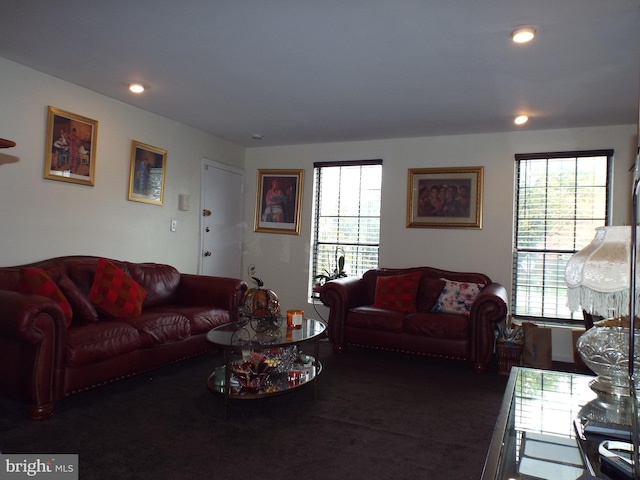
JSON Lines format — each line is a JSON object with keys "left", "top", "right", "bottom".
{"left": 44, "top": 106, "right": 98, "bottom": 186}
{"left": 128, "top": 141, "right": 167, "bottom": 206}
{"left": 254, "top": 169, "right": 304, "bottom": 234}
{"left": 407, "top": 166, "right": 483, "bottom": 229}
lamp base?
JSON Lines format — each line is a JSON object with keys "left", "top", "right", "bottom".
{"left": 580, "top": 390, "right": 636, "bottom": 427}
{"left": 589, "top": 376, "right": 638, "bottom": 398}
{"left": 577, "top": 325, "right": 640, "bottom": 397}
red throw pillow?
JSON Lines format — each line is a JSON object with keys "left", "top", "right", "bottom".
{"left": 18, "top": 268, "right": 73, "bottom": 327}
{"left": 373, "top": 272, "right": 422, "bottom": 313}
{"left": 87, "top": 258, "right": 147, "bottom": 318}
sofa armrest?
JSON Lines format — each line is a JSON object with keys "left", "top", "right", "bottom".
{"left": 0, "top": 290, "right": 68, "bottom": 344}
{"left": 0, "top": 289, "right": 67, "bottom": 417}
{"left": 469, "top": 282, "right": 508, "bottom": 372}
{"left": 319, "top": 276, "right": 369, "bottom": 349}
{"left": 177, "top": 274, "right": 248, "bottom": 320}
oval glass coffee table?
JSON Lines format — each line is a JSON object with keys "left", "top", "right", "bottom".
{"left": 206, "top": 317, "right": 326, "bottom": 416}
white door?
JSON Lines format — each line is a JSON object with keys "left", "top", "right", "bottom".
{"left": 200, "top": 159, "right": 244, "bottom": 278}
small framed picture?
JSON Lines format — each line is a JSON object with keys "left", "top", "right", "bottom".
{"left": 128, "top": 141, "right": 167, "bottom": 206}
{"left": 44, "top": 106, "right": 98, "bottom": 186}
{"left": 254, "top": 169, "right": 304, "bottom": 234}
{"left": 407, "top": 166, "right": 483, "bottom": 229}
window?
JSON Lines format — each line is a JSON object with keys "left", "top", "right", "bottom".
{"left": 512, "top": 150, "right": 612, "bottom": 323}
{"left": 310, "top": 160, "right": 382, "bottom": 291}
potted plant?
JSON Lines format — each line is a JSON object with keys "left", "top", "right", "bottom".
{"left": 314, "top": 249, "right": 348, "bottom": 287}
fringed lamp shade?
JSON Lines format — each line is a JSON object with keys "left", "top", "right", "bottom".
{"left": 565, "top": 226, "right": 637, "bottom": 317}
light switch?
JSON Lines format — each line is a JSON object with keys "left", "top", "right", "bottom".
{"left": 170, "top": 219, "right": 177, "bottom": 232}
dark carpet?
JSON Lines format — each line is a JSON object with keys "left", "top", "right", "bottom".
{"left": 0, "top": 342, "right": 508, "bottom": 480}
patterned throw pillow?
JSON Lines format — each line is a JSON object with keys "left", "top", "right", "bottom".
{"left": 373, "top": 272, "right": 422, "bottom": 313}
{"left": 87, "top": 258, "right": 147, "bottom": 318}
{"left": 18, "top": 268, "right": 73, "bottom": 327}
{"left": 433, "top": 278, "right": 485, "bottom": 316}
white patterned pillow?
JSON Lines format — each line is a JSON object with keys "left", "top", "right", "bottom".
{"left": 432, "top": 278, "right": 485, "bottom": 316}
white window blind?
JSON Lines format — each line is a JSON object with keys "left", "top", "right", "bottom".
{"left": 310, "top": 160, "right": 382, "bottom": 290}
{"left": 512, "top": 150, "right": 612, "bottom": 322}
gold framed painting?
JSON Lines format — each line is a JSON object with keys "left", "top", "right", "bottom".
{"left": 407, "top": 166, "right": 483, "bottom": 229}
{"left": 254, "top": 169, "right": 304, "bottom": 234}
{"left": 127, "top": 141, "right": 167, "bottom": 206}
{"left": 44, "top": 106, "right": 98, "bottom": 186}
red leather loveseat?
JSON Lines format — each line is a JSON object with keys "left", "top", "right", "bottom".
{"left": 0, "top": 256, "right": 247, "bottom": 420}
{"left": 319, "top": 266, "right": 508, "bottom": 373}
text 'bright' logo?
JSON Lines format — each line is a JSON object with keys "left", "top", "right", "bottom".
{"left": 5, "top": 459, "right": 52, "bottom": 476}
{"left": 0, "top": 454, "right": 78, "bottom": 479}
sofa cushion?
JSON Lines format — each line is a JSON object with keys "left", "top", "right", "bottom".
{"left": 416, "top": 278, "right": 446, "bottom": 312}
{"left": 372, "top": 271, "right": 421, "bottom": 313}
{"left": 88, "top": 258, "right": 147, "bottom": 318}
{"left": 121, "top": 312, "right": 190, "bottom": 348}
{"left": 66, "top": 321, "right": 142, "bottom": 366}
{"left": 347, "top": 306, "right": 405, "bottom": 332}
{"left": 149, "top": 306, "right": 231, "bottom": 334}
{"left": 57, "top": 274, "right": 99, "bottom": 323}
{"left": 18, "top": 268, "right": 73, "bottom": 327}
{"left": 432, "top": 278, "right": 485, "bottom": 316}
{"left": 405, "top": 312, "right": 470, "bottom": 339}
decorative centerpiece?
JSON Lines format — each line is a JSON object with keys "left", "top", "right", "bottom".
{"left": 230, "top": 352, "right": 280, "bottom": 393}
{"left": 239, "top": 274, "right": 283, "bottom": 332}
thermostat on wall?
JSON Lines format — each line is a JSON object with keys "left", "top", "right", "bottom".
{"left": 179, "top": 194, "right": 190, "bottom": 211}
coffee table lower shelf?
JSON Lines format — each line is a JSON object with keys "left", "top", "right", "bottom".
{"left": 207, "top": 360, "right": 322, "bottom": 402}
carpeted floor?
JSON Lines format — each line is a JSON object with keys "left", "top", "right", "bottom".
{"left": 0, "top": 342, "right": 508, "bottom": 480}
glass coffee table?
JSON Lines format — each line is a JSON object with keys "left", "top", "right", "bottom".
{"left": 481, "top": 366, "right": 640, "bottom": 480}
{"left": 206, "top": 317, "right": 326, "bottom": 416}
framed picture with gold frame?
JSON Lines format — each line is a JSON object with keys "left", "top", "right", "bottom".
{"left": 254, "top": 169, "right": 304, "bottom": 234}
{"left": 407, "top": 166, "right": 483, "bottom": 229}
{"left": 127, "top": 141, "right": 167, "bottom": 206}
{"left": 44, "top": 106, "right": 98, "bottom": 186}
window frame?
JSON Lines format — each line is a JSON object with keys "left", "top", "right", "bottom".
{"left": 512, "top": 149, "right": 613, "bottom": 325}
{"left": 310, "top": 159, "right": 382, "bottom": 295}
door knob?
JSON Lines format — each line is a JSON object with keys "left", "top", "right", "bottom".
{"left": 204, "top": 251, "right": 212, "bottom": 257}
{"left": 203, "top": 209, "right": 212, "bottom": 217}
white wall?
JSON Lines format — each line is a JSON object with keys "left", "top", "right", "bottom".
{"left": 0, "top": 57, "right": 245, "bottom": 273}
{"left": 244, "top": 126, "right": 637, "bottom": 361}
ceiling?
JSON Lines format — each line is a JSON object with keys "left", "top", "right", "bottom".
{"left": 1, "top": 1, "right": 639, "bottom": 147}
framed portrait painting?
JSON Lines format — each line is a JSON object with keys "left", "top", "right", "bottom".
{"left": 406, "top": 166, "right": 483, "bottom": 229}
{"left": 44, "top": 106, "right": 98, "bottom": 186}
{"left": 128, "top": 141, "right": 167, "bottom": 206}
{"left": 254, "top": 169, "right": 304, "bottom": 234}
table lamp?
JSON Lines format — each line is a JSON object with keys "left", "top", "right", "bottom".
{"left": 565, "top": 225, "right": 640, "bottom": 397}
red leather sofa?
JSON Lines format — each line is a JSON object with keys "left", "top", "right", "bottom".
{"left": 319, "top": 266, "right": 508, "bottom": 373}
{"left": 0, "top": 256, "right": 247, "bottom": 420}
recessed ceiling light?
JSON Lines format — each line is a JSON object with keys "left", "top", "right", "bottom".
{"left": 514, "top": 115, "right": 529, "bottom": 125}
{"left": 128, "top": 83, "right": 146, "bottom": 94}
{"left": 511, "top": 27, "right": 536, "bottom": 44}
